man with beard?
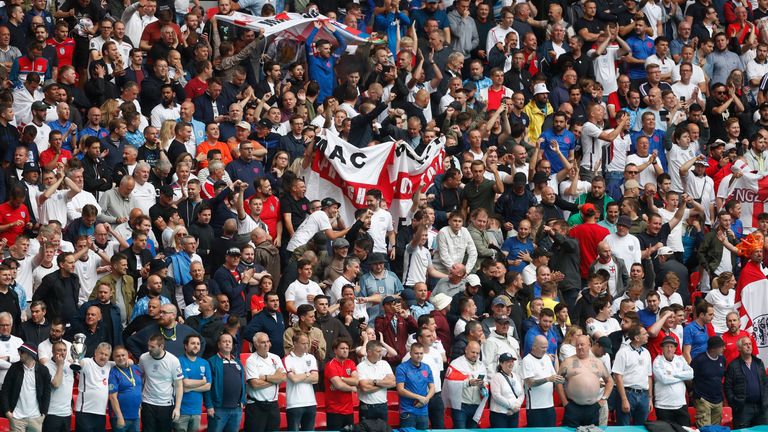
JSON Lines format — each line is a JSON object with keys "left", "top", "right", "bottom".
{"left": 127, "top": 304, "right": 204, "bottom": 359}
{"left": 139, "top": 58, "right": 185, "bottom": 117}
{"left": 185, "top": 294, "right": 223, "bottom": 359}
{"left": 37, "top": 320, "right": 71, "bottom": 365}
{"left": 242, "top": 292, "right": 285, "bottom": 356}
{"left": 80, "top": 283, "right": 123, "bottom": 349}
{"left": 176, "top": 334, "right": 210, "bottom": 432}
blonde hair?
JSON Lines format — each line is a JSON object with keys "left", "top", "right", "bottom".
{"left": 159, "top": 120, "right": 176, "bottom": 151}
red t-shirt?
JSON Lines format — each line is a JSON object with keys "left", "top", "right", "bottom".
{"left": 46, "top": 37, "right": 75, "bottom": 67}
{"left": 259, "top": 195, "right": 281, "bottom": 240}
{"left": 324, "top": 357, "right": 357, "bottom": 414}
{"left": 486, "top": 87, "right": 505, "bottom": 112}
{"left": 647, "top": 328, "right": 681, "bottom": 360}
{"left": 569, "top": 222, "right": 610, "bottom": 279}
{"left": 39, "top": 148, "right": 72, "bottom": 169}
{"left": 722, "top": 330, "right": 759, "bottom": 366}
{"left": 0, "top": 202, "right": 29, "bottom": 246}
{"left": 184, "top": 76, "right": 208, "bottom": 100}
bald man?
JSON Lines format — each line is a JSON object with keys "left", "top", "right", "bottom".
{"left": 557, "top": 335, "right": 614, "bottom": 427}
{"left": 522, "top": 335, "right": 563, "bottom": 427}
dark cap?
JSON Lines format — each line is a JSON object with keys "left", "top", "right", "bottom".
{"left": 597, "top": 336, "right": 613, "bottom": 355}
{"left": 213, "top": 180, "right": 228, "bottom": 189}
{"left": 368, "top": 252, "right": 388, "bottom": 264}
{"left": 661, "top": 336, "right": 678, "bottom": 347}
{"left": 321, "top": 197, "right": 340, "bottom": 209}
{"left": 31, "top": 101, "right": 47, "bottom": 111}
{"left": 148, "top": 258, "right": 167, "bottom": 273}
{"left": 463, "top": 82, "right": 476, "bottom": 92}
{"left": 513, "top": 172, "right": 527, "bottom": 186}
{"left": 225, "top": 247, "right": 242, "bottom": 257}
{"left": 617, "top": 215, "right": 633, "bottom": 228}
{"left": 18, "top": 343, "right": 37, "bottom": 359}
{"left": 382, "top": 295, "right": 397, "bottom": 304}
{"left": 707, "top": 335, "right": 725, "bottom": 350}
{"left": 494, "top": 315, "right": 511, "bottom": 324}
{"left": 498, "top": 352, "right": 516, "bottom": 363}
{"left": 257, "top": 118, "right": 273, "bottom": 129}
{"left": 22, "top": 162, "right": 38, "bottom": 174}
{"left": 158, "top": 4, "right": 171, "bottom": 11}
{"left": 532, "top": 171, "right": 549, "bottom": 185}
{"left": 159, "top": 185, "right": 174, "bottom": 196}
{"left": 448, "top": 101, "right": 462, "bottom": 111}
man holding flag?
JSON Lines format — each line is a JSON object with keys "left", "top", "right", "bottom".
{"left": 735, "top": 232, "right": 768, "bottom": 365}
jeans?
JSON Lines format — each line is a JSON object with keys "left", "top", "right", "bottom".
{"left": 605, "top": 171, "right": 625, "bottom": 202}
{"left": 244, "top": 401, "right": 280, "bottom": 432}
{"left": 286, "top": 406, "right": 316, "bottom": 431}
{"left": 110, "top": 415, "right": 141, "bottom": 432}
{"left": 451, "top": 404, "right": 479, "bottom": 429}
{"left": 563, "top": 401, "right": 600, "bottom": 427}
{"left": 428, "top": 392, "right": 445, "bottom": 429}
{"left": 359, "top": 402, "right": 387, "bottom": 421}
{"left": 209, "top": 407, "right": 242, "bottom": 432}
{"left": 173, "top": 414, "right": 201, "bottom": 432}
{"left": 733, "top": 402, "right": 768, "bottom": 429}
{"left": 490, "top": 410, "right": 519, "bottom": 428}
{"left": 527, "top": 407, "right": 556, "bottom": 427}
{"left": 617, "top": 389, "right": 650, "bottom": 425}
{"left": 141, "top": 403, "right": 173, "bottom": 432}
{"left": 75, "top": 413, "right": 106, "bottom": 432}
{"left": 326, "top": 413, "right": 354, "bottom": 431}
{"left": 399, "top": 412, "right": 429, "bottom": 430}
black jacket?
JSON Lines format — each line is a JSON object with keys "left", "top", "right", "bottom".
{"left": 81, "top": 154, "right": 112, "bottom": 199}
{"left": 140, "top": 73, "right": 186, "bottom": 116}
{"left": 725, "top": 356, "right": 768, "bottom": 408}
{"left": 119, "top": 247, "right": 154, "bottom": 291}
{"left": 185, "top": 313, "right": 225, "bottom": 359}
{"left": 32, "top": 270, "right": 80, "bottom": 325}
{"left": 0, "top": 361, "right": 51, "bottom": 415}
{"left": 18, "top": 319, "right": 50, "bottom": 347}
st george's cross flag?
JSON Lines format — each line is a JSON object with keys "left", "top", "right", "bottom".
{"left": 736, "top": 259, "right": 768, "bottom": 363}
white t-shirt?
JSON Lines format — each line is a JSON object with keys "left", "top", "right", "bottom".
{"left": 705, "top": 289, "right": 736, "bottom": 334}
{"left": 40, "top": 190, "right": 70, "bottom": 226}
{"left": 286, "top": 211, "right": 332, "bottom": 252}
{"left": 283, "top": 351, "right": 318, "bottom": 409}
{"left": 603, "top": 133, "right": 632, "bottom": 173}
{"left": 590, "top": 317, "right": 622, "bottom": 336}
{"left": 522, "top": 353, "right": 555, "bottom": 409}
{"left": 46, "top": 359, "right": 75, "bottom": 416}
{"left": 32, "top": 263, "right": 58, "bottom": 292}
{"left": 666, "top": 143, "right": 699, "bottom": 193}
{"left": 671, "top": 63, "right": 705, "bottom": 84}
{"left": 139, "top": 351, "right": 184, "bottom": 406}
{"left": 245, "top": 352, "right": 284, "bottom": 402}
{"left": 580, "top": 122, "right": 605, "bottom": 171}
{"left": 590, "top": 44, "right": 621, "bottom": 94}
{"left": 403, "top": 244, "right": 432, "bottom": 287}
{"left": 671, "top": 82, "right": 705, "bottom": 106}
{"left": 131, "top": 182, "right": 156, "bottom": 216}
{"left": 0, "top": 336, "right": 22, "bottom": 385}
{"left": 626, "top": 153, "right": 657, "bottom": 187}
{"left": 658, "top": 207, "right": 689, "bottom": 252}
{"left": 329, "top": 275, "right": 354, "bottom": 306}
{"left": 593, "top": 259, "right": 622, "bottom": 298}
{"left": 67, "top": 191, "right": 101, "bottom": 224}
{"left": 14, "top": 255, "right": 34, "bottom": 303}
{"left": 605, "top": 233, "right": 642, "bottom": 268}
{"left": 38, "top": 339, "right": 72, "bottom": 365}
{"left": 612, "top": 345, "right": 652, "bottom": 389}
{"left": 285, "top": 279, "right": 323, "bottom": 310}
{"left": 76, "top": 358, "right": 112, "bottom": 415}
{"left": 642, "top": 1, "right": 663, "bottom": 38}
{"left": 75, "top": 252, "right": 103, "bottom": 306}
{"left": 684, "top": 172, "right": 715, "bottom": 225}
{"left": 369, "top": 208, "right": 393, "bottom": 254}
{"left": 645, "top": 55, "right": 675, "bottom": 78}
{"left": 356, "top": 358, "right": 393, "bottom": 405}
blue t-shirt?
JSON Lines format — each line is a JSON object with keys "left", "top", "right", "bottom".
{"left": 539, "top": 128, "right": 577, "bottom": 173}
{"left": 501, "top": 236, "right": 534, "bottom": 273}
{"left": 683, "top": 321, "right": 711, "bottom": 361}
{"left": 625, "top": 35, "right": 655, "bottom": 80}
{"left": 395, "top": 360, "right": 433, "bottom": 416}
{"left": 179, "top": 355, "right": 211, "bottom": 415}
{"left": 523, "top": 326, "right": 559, "bottom": 357}
{"left": 638, "top": 309, "right": 657, "bottom": 328}
{"left": 108, "top": 365, "right": 143, "bottom": 420}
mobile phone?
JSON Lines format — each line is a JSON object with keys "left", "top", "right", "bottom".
{"left": 477, "top": 374, "right": 485, "bottom": 380}
{"left": 680, "top": 96, "right": 686, "bottom": 102}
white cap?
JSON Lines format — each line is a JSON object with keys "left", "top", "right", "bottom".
{"left": 533, "top": 83, "right": 549, "bottom": 95}
{"left": 465, "top": 274, "right": 481, "bottom": 286}
{"left": 655, "top": 246, "right": 674, "bottom": 258}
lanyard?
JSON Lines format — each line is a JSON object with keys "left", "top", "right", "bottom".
{"left": 117, "top": 366, "right": 135, "bottom": 386}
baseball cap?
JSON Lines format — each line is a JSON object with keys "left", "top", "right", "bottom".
{"left": 22, "top": 162, "right": 38, "bottom": 174}
{"left": 656, "top": 246, "right": 674, "bottom": 258}
{"left": 661, "top": 336, "right": 678, "bottom": 346}
{"left": 31, "top": 101, "right": 47, "bottom": 111}
{"left": 533, "top": 83, "right": 549, "bottom": 95}
{"left": 617, "top": 215, "right": 633, "bottom": 228}
{"left": 724, "top": 143, "right": 737, "bottom": 153}
{"left": 368, "top": 252, "right": 388, "bottom": 264}
{"left": 711, "top": 139, "right": 726, "bottom": 147}
{"left": 159, "top": 185, "right": 174, "bottom": 196}
{"left": 225, "top": 247, "right": 242, "bottom": 256}
{"left": 494, "top": 315, "right": 511, "bottom": 324}
{"left": 623, "top": 179, "right": 640, "bottom": 190}
{"left": 463, "top": 82, "right": 477, "bottom": 92}
{"left": 596, "top": 336, "right": 613, "bottom": 355}
{"left": 581, "top": 203, "right": 597, "bottom": 216}
{"left": 257, "top": 118, "right": 273, "bottom": 129}
{"left": 321, "top": 197, "right": 340, "bottom": 209}
{"left": 532, "top": 171, "right": 549, "bottom": 185}
{"left": 465, "top": 274, "right": 481, "bottom": 286}
{"left": 492, "top": 296, "right": 512, "bottom": 307}
{"left": 499, "top": 352, "right": 517, "bottom": 363}
{"left": 693, "top": 159, "right": 709, "bottom": 167}
{"left": 382, "top": 295, "right": 398, "bottom": 304}
{"left": 235, "top": 121, "right": 251, "bottom": 130}
{"left": 213, "top": 180, "right": 228, "bottom": 189}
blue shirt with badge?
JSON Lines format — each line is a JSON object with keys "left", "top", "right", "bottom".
{"left": 396, "top": 360, "right": 433, "bottom": 416}
{"left": 179, "top": 355, "right": 212, "bottom": 415}
{"left": 108, "top": 365, "right": 143, "bottom": 420}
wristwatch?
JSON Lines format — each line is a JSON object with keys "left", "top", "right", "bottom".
{"left": 373, "top": 379, "right": 378, "bottom": 387}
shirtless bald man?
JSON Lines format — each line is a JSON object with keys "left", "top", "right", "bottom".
{"left": 556, "top": 335, "right": 615, "bottom": 427}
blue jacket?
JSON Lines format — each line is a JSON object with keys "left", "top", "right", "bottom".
{"left": 204, "top": 353, "right": 246, "bottom": 409}
{"left": 306, "top": 26, "right": 346, "bottom": 103}
{"left": 213, "top": 266, "right": 246, "bottom": 317}
{"left": 242, "top": 310, "right": 285, "bottom": 356}
{"left": 79, "top": 300, "right": 123, "bottom": 347}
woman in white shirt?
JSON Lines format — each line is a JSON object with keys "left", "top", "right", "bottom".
{"left": 705, "top": 271, "right": 736, "bottom": 334}
{"left": 559, "top": 326, "right": 583, "bottom": 362}
{"left": 490, "top": 352, "right": 525, "bottom": 428}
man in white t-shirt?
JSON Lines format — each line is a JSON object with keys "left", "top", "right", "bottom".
{"left": 44, "top": 340, "right": 75, "bottom": 431}
{"left": 671, "top": 62, "right": 706, "bottom": 107}
{"left": 38, "top": 167, "right": 80, "bottom": 226}
{"left": 747, "top": 44, "right": 768, "bottom": 97}
{"left": 0, "top": 313, "right": 22, "bottom": 386}
{"left": 285, "top": 198, "right": 353, "bottom": 252}
{"left": 139, "top": 334, "right": 184, "bottom": 431}
{"left": 588, "top": 25, "right": 629, "bottom": 96}
{"left": 285, "top": 260, "right": 323, "bottom": 320}
{"left": 365, "top": 190, "right": 395, "bottom": 258}
{"left": 330, "top": 257, "right": 361, "bottom": 306}
{"left": 581, "top": 105, "right": 629, "bottom": 175}
{"left": 284, "top": 332, "right": 319, "bottom": 430}
{"left": 357, "top": 340, "right": 396, "bottom": 421}
{"left": 522, "top": 335, "right": 563, "bottom": 427}
{"left": 245, "top": 332, "right": 287, "bottom": 431}
{"left": 605, "top": 216, "right": 642, "bottom": 268}
{"left": 75, "top": 343, "right": 113, "bottom": 431}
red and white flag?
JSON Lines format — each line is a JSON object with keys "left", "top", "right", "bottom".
{"left": 736, "top": 260, "right": 768, "bottom": 363}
